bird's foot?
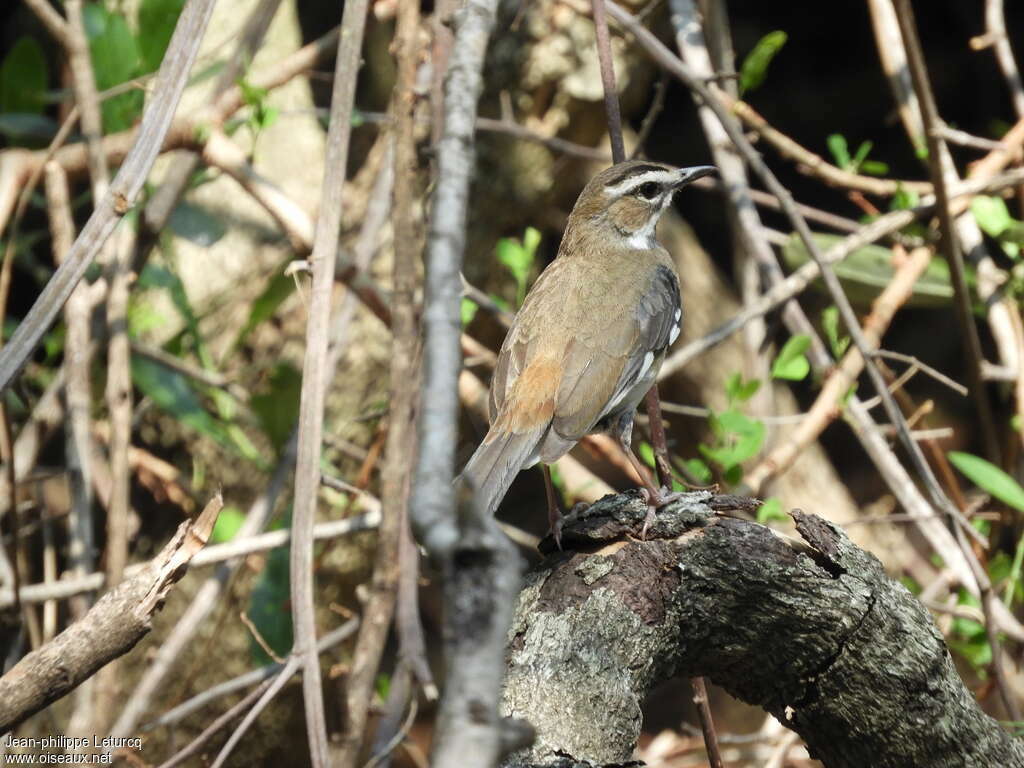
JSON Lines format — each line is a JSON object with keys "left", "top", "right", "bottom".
{"left": 638, "top": 486, "right": 685, "bottom": 539}
{"left": 548, "top": 501, "right": 565, "bottom": 551}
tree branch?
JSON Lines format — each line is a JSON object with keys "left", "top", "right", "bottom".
{"left": 500, "top": 492, "right": 1024, "bottom": 768}
{"left": 0, "top": 495, "right": 223, "bottom": 732}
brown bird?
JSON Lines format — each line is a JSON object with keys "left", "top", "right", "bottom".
{"left": 460, "top": 160, "right": 716, "bottom": 544}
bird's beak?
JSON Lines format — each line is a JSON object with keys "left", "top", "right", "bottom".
{"left": 674, "top": 165, "right": 718, "bottom": 188}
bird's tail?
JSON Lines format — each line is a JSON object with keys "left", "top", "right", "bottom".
{"left": 457, "top": 429, "right": 543, "bottom": 516}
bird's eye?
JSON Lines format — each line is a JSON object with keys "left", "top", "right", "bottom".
{"left": 636, "top": 182, "right": 660, "bottom": 200}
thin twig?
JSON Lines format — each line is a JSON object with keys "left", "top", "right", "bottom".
{"left": 335, "top": 10, "right": 418, "bottom": 768}
{"left": 21, "top": 0, "right": 70, "bottom": 46}
{"left": 155, "top": 677, "right": 275, "bottom": 768}
{"left": 392, "top": 0, "right": 434, "bottom": 702}
{"left": 2, "top": 512, "right": 379, "bottom": 609}
{"left": 893, "top": 0, "right": 999, "bottom": 462}
{"left": 289, "top": 0, "right": 370, "bottom": 762}
{"left": 981, "top": 0, "right": 1024, "bottom": 119}
{"left": 591, "top": 0, "right": 626, "bottom": 163}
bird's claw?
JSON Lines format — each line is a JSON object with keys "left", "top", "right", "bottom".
{"left": 638, "top": 486, "right": 685, "bottom": 539}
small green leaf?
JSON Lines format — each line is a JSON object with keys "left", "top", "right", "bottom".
{"left": 826, "top": 134, "right": 851, "bottom": 170}
{"left": 821, "top": 306, "right": 850, "bottom": 358}
{"left": 131, "top": 355, "right": 231, "bottom": 446}
{"left": 702, "top": 409, "right": 766, "bottom": 466}
{"left": 972, "top": 195, "right": 1013, "bottom": 238}
{"left": 771, "top": 334, "right": 811, "bottom": 380}
{"left": 0, "top": 37, "right": 48, "bottom": 115}
{"left": 757, "top": 497, "right": 788, "bottom": 524}
{"left": 851, "top": 140, "right": 873, "bottom": 169}
{"left": 948, "top": 451, "right": 1024, "bottom": 513}
{"left": 461, "top": 297, "right": 479, "bottom": 327}
{"left": 211, "top": 506, "right": 245, "bottom": 543}
{"left": 250, "top": 363, "right": 302, "bottom": 455}
{"left": 683, "top": 457, "right": 712, "bottom": 485}
{"left": 497, "top": 233, "right": 537, "bottom": 307}
{"left": 248, "top": 535, "right": 292, "bottom": 665}
{"left": 860, "top": 159, "right": 890, "bottom": 176}
{"left": 723, "top": 464, "right": 744, "bottom": 486}
{"left": 375, "top": 673, "right": 391, "bottom": 702}
{"left": 234, "top": 266, "right": 296, "bottom": 349}
{"left": 725, "top": 372, "right": 761, "bottom": 404}
{"left": 738, "top": 31, "right": 787, "bottom": 96}
{"left": 890, "top": 184, "right": 920, "bottom": 212}
{"left": 638, "top": 441, "right": 656, "bottom": 469}
{"left": 523, "top": 226, "right": 542, "bottom": 257}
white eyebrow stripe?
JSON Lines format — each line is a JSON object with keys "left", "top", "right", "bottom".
{"left": 604, "top": 169, "right": 679, "bottom": 197}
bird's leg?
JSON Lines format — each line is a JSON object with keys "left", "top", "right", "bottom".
{"left": 541, "top": 464, "right": 564, "bottom": 550}
{"left": 615, "top": 411, "right": 683, "bottom": 538}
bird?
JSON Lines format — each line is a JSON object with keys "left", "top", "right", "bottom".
{"left": 459, "top": 160, "right": 716, "bottom": 546}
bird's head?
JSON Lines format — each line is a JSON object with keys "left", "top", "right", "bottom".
{"left": 566, "top": 161, "right": 717, "bottom": 250}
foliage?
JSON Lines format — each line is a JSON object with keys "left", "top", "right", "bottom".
{"left": 821, "top": 306, "right": 850, "bottom": 358}
{"left": 782, "top": 231, "right": 964, "bottom": 310}
{"left": 248, "top": 518, "right": 293, "bottom": 665}
{"left": 497, "top": 227, "right": 542, "bottom": 307}
{"left": 756, "top": 497, "right": 787, "bottom": 524}
{"left": 771, "top": 334, "right": 810, "bottom": 381}
{"left": 826, "top": 133, "right": 889, "bottom": 176}
{"left": 947, "top": 451, "right": 1024, "bottom": 513}
{"left": 690, "top": 372, "right": 765, "bottom": 486}
{"left": 739, "top": 31, "right": 787, "bottom": 96}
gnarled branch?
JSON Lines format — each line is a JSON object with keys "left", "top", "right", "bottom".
{"left": 501, "top": 492, "right": 1024, "bottom": 768}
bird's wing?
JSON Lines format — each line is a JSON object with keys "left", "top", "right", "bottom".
{"left": 553, "top": 263, "right": 681, "bottom": 439}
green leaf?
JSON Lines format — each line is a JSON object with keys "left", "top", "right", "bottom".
{"left": 860, "top": 159, "right": 890, "bottom": 176}
{"left": 86, "top": 4, "right": 143, "bottom": 132}
{"left": 1003, "top": 535, "right": 1024, "bottom": 606}
{"left": 523, "top": 226, "right": 542, "bottom": 257}
{"left": 234, "top": 266, "right": 296, "bottom": 349}
{"left": 461, "top": 297, "right": 479, "bottom": 327}
{"left": 757, "top": 497, "right": 788, "bottom": 524}
{"left": 211, "top": 506, "right": 245, "bottom": 543}
{"left": 890, "top": 184, "right": 920, "bottom": 212}
{"left": 826, "top": 134, "right": 851, "bottom": 169}
{"left": 496, "top": 232, "right": 537, "bottom": 307}
{"left": 375, "top": 673, "right": 391, "bottom": 702}
{"left": 248, "top": 536, "right": 292, "bottom": 665}
{"left": 948, "top": 451, "right": 1024, "bottom": 513}
{"left": 0, "top": 37, "right": 48, "bottom": 115}
{"left": 138, "top": 0, "right": 186, "bottom": 73}
{"left": 637, "top": 441, "right": 656, "bottom": 469}
{"left": 738, "top": 30, "right": 787, "bottom": 96}
{"left": 250, "top": 363, "right": 302, "bottom": 455}
{"left": 972, "top": 195, "right": 1013, "bottom": 238}
{"left": 782, "top": 232, "right": 963, "bottom": 310}
{"left": 725, "top": 372, "right": 761, "bottom": 405}
{"left": 821, "top": 306, "right": 850, "bottom": 358}
{"left": 851, "top": 140, "right": 873, "bottom": 169}
{"left": 131, "top": 355, "right": 232, "bottom": 446}
{"left": 723, "top": 464, "right": 743, "bottom": 486}
{"left": 682, "top": 457, "right": 712, "bottom": 485}
{"left": 702, "top": 409, "right": 766, "bottom": 467}
{"left": 772, "top": 334, "right": 811, "bottom": 381}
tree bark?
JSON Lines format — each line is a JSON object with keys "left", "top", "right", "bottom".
{"left": 500, "top": 492, "right": 1024, "bottom": 768}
